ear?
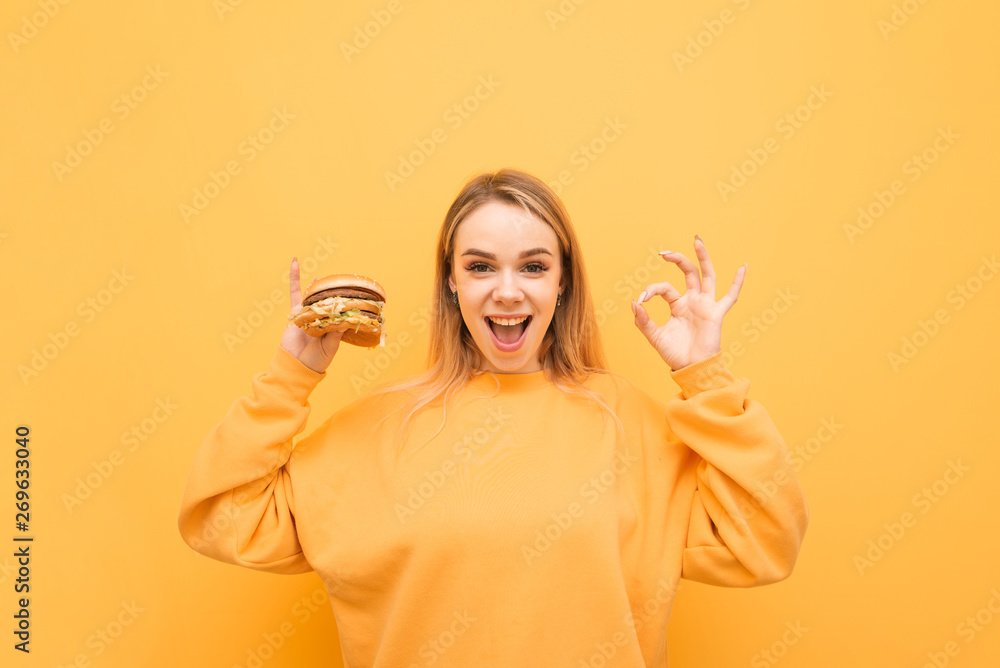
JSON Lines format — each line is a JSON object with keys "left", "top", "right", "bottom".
{"left": 447, "top": 271, "right": 456, "bottom": 294}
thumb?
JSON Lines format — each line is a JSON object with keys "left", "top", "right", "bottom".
{"left": 631, "top": 299, "right": 658, "bottom": 343}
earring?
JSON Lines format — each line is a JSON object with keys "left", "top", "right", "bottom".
{"left": 556, "top": 292, "right": 562, "bottom": 307}
{"left": 452, "top": 290, "right": 458, "bottom": 305}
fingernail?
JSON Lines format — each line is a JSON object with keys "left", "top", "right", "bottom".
{"left": 292, "top": 257, "right": 298, "bottom": 263}
{"left": 638, "top": 291, "right": 647, "bottom": 303}
{"left": 659, "top": 250, "right": 673, "bottom": 255}
{"left": 695, "top": 234, "right": 703, "bottom": 243}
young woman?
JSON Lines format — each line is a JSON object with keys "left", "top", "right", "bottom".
{"left": 178, "top": 168, "right": 808, "bottom": 667}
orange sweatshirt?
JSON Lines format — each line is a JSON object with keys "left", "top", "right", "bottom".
{"left": 177, "top": 347, "right": 808, "bottom": 667}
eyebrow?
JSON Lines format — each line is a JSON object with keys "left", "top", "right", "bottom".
{"left": 460, "top": 247, "right": 553, "bottom": 260}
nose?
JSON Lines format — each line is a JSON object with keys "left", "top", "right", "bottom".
{"left": 493, "top": 269, "right": 523, "bottom": 304}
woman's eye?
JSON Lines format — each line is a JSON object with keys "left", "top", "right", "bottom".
{"left": 466, "top": 262, "right": 547, "bottom": 273}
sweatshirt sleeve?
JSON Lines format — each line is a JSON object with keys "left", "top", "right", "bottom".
{"left": 176, "top": 346, "right": 326, "bottom": 574}
{"left": 666, "top": 352, "right": 809, "bottom": 587}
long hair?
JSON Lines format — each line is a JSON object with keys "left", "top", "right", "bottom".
{"left": 371, "top": 168, "right": 624, "bottom": 458}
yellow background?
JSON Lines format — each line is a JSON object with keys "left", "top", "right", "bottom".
{"left": 4, "top": 0, "right": 999, "bottom": 666}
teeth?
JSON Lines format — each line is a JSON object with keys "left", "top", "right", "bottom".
{"left": 487, "top": 315, "right": 528, "bottom": 326}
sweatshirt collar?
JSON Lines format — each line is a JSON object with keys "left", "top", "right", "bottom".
{"left": 468, "top": 368, "right": 551, "bottom": 392}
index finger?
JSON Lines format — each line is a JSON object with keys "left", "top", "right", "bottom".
{"left": 289, "top": 257, "right": 303, "bottom": 314}
{"left": 660, "top": 250, "right": 701, "bottom": 294}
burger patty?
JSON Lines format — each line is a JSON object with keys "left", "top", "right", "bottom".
{"left": 305, "top": 288, "right": 383, "bottom": 305}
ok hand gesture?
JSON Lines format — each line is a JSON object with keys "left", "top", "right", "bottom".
{"left": 631, "top": 236, "right": 746, "bottom": 371}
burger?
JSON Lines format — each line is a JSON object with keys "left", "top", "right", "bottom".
{"left": 289, "top": 273, "right": 386, "bottom": 347}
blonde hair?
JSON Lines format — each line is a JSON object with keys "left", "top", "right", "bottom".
{"left": 372, "top": 168, "right": 625, "bottom": 457}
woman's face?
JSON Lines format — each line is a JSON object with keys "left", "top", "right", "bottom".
{"left": 448, "top": 200, "right": 564, "bottom": 374}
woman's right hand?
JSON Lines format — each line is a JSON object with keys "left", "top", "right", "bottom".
{"left": 280, "top": 258, "right": 344, "bottom": 374}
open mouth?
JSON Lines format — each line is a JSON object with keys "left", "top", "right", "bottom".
{"left": 485, "top": 315, "right": 531, "bottom": 351}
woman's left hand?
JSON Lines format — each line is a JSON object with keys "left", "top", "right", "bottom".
{"left": 631, "top": 236, "right": 746, "bottom": 371}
